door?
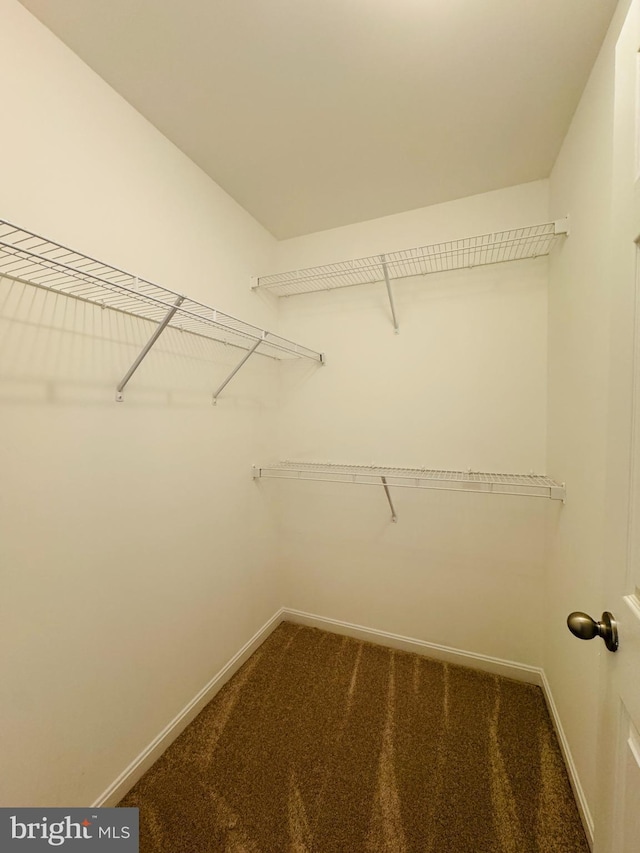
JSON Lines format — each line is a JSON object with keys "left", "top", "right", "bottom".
{"left": 595, "top": 1, "right": 640, "bottom": 850}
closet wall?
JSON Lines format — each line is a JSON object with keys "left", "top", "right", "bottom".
{"left": 0, "top": 0, "right": 282, "bottom": 807}
{"left": 271, "top": 179, "right": 553, "bottom": 666}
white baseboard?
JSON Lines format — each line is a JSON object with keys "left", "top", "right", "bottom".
{"left": 539, "top": 670, "right": 594, "bottom": 849}
{"left": 92, "top": 608, "right": 286, "bottom": 807}
{"left": 282, "top": 607, "right": 544, "bottom": 684}
{"left": 93, "top": 604, "right": 593, "bottom": 850}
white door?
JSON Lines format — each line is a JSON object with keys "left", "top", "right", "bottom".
{"left": 595, "top": 1, "right": 640, "bottom": 850}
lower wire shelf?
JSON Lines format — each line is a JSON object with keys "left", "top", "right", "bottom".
{"left": 253, "top": 462, "right": 565, "bottom": 521}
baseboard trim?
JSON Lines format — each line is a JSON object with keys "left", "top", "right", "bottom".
{"left": 282, "top": 607, "right": 543, "bottom": 684}
{"left": 92, "top": 608, "right": 286, "bottom": 807}
{"left": 539, "top": 670, "right": 595, "bottom": 849}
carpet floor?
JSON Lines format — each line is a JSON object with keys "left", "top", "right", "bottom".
{"left": 119, "top": 621, "right": 589, "bottom": 852}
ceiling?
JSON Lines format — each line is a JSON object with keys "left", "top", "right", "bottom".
{"left": 19, "top": 0, "right": 618, "bottom": 239}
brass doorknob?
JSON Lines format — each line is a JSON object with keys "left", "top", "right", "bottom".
{"left": 567, "top": 611, "right": 618, "bottom": 652}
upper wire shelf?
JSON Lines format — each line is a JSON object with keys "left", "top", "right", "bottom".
{"left": 0, "top": 219, "right": 322, "bottom": 362}
{"left": 253, "top": 220, "right": 569, "bottom": 298}
{"left": 253, "top": 461, "right": 566, "bottom": 502}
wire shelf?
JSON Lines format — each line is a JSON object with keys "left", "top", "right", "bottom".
{"left": 253, "top": 461, "right": 566, "bottom": 501}
{"left": 0, "top": 220, "right": 322, "bottom": 362}
{"left": 254, "top": 221, "right": 567, "bottom": 297}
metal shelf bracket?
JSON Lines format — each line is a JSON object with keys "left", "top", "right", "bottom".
{"left": 116, "top": 295, "right": 185, "bottom": 402}
{"left": 554, "top": 216, "right": 570, "bottom": 236}
{"left": 381, "top": 476, "right": 398, "bottom": 522}
{"left": 212, "top": 334, "right": 265, "bottom": 405}
{"left": 380, "top": 255, "right": 400, "bottom": 333}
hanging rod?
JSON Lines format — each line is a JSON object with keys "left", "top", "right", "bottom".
{"left": 253, "top": 462, "right": 566, "bottom": 522}
{"left": 0, "top": 219, "right": 324, "bottom": 400}
{"left": 253, "top": 219, "right": 569, "bottom": 329}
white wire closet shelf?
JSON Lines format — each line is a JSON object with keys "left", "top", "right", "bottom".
{"left": 253, "top": 219, "right": 569, "bottom": 331}
{"left": 253, "top": 462, "right": 566, "bottom": 521}
{"left": 0, "top": 219, "right": 323, "bottom": 401}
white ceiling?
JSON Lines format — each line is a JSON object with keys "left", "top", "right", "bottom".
{"left": 19, "top": 0, "right": 618, "bottom": 239}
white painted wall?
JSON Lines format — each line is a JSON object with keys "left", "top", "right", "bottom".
{"left": 0, "top": 0, "right": 285, "bottom": 807}
{"left": 546, "top": 0, "right": 633, "bottom": 828}
{"left": 270, "top": 181, "right": 554, "bottom": 666}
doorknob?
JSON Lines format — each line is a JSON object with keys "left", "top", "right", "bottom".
{"left": 567, "top": 611, "right": 618, "bottom": 652}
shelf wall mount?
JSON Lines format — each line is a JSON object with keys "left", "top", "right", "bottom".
{"left": 380, "top": 475, "right": 398, "bottom": 522}
{"left": 0, "top": 219, "right": 324, "bottom": 403}
{"left": 253, "top": 218, "right": 570, "bottom": 330}
{"left": 380, "top": 254, "right": 400, "bottom": 333}
{"left": 212, "top": 334, "right": 263, "bottom": 405}
{"left": 116, "top": 295, "right": 185, "bottom": 402}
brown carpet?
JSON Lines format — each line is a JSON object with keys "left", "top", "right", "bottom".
{"left": 119, "top": 622, "right": 589, "bottom": 852}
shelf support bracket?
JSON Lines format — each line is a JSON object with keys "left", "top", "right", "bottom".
{"left": 380, "top": 255, "right": 399, "bottom": 334}
{"left": 212, "top": 335, "right": 264, "bottom": 405}
{"left": 116, "top": 295, "right": 185, "bottom": 402}
{"left": 381, "top": 476, "right": 398, "bottom": 523}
